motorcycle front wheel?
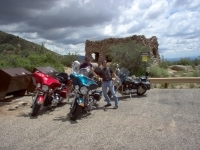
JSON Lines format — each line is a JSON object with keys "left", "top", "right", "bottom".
{"left": 70, "top": 102, "right": 82, "bottom": 121}
{"left": 137, "top": 85, "right": 147, "bottom": 96}
{"left": 31, "top": 103, "right": 41, "bottom": 116}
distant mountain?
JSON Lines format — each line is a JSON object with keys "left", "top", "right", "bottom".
{"left": 165, "top": 56, "right": 199, "bottom": 62}
{"left": 78, "top": 55, "right": 85, "bottom": 62}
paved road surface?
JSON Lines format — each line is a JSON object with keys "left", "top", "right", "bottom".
{"left": 0, "top": 89, "right": 199, "bottom": 150}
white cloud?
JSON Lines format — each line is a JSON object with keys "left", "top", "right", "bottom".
{"left": 0, "top": 0, "right": 199, "bottom": 59}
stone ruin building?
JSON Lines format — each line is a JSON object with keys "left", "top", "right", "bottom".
{"left": 85, "top": 35, "right": 160, "bottom": 65}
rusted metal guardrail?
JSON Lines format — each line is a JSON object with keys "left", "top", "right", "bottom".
{"left": 149, "top": 77, "right": 200, "bottom": 88}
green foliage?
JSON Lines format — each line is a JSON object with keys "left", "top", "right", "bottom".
{"left": 171, "top": 57, "right": 200, "bottom": 68}
{"left": 191, "top": 70, "right": 200, "bottom": 77}
{"left": 193, "top": 58, "right": 200, "bottom": 66}
{"left": 107, "top": 41, "right": 152, "bottom": 76}
{"left": 169, "top": 83, "right": 176, "bottom": 89}
{"left": 61, "top": 52, "right": 79, "bottom": 67}
{"left": 0, "top": 52, "right": 65, "bottom": 73}
{"left": 27, "top": 53, "right": 65, "bottom": 72}
{"left": 0, "top": 43, "right": 16, "bottom": 53}
{"left": 189, "top": 83, "right": 196, "bottom": 88}
{"left": 149, "top": 65, "right": 170, "bottom": 77}
{"left": 176, "top": 57, "right": 194, "bottom": 67}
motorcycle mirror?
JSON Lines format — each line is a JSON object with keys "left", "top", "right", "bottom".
{"left": 145, "top": 71, "right": 149, "bottom": 76}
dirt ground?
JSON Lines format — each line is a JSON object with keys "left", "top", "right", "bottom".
{"left": 0, "top": 96, "right": 32, "bottom": 118}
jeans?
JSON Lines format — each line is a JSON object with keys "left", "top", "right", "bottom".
{"left": 102, "top": 80, "right": 118, "bottom": 107}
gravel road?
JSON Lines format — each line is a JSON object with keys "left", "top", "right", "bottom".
{"left": 0, "top": 89, "right": 199, "bottom": 150}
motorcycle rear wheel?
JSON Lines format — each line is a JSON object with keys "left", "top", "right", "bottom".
{"left": 70, "top": 103, "right": 82, "bottom": 121}
{"left": 31, "top": 103, "right": 41, "bottom": 116}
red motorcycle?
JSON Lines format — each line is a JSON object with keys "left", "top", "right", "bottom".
{"left": 30, "top": 71, "right": 72, "bottom": 116}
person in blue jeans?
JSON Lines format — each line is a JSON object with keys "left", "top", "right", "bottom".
{"left": 98, "top": 60, "right": 119, "bottom": 109}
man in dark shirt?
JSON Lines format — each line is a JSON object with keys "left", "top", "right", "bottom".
{"left": 80, "top": 57, "right": 93, "bottom": 69}
{"left": 80, "top": 57, "right": 98, "bottom": 78}
{"left": 98, "top": 60, "right": 119, "bottom": 109}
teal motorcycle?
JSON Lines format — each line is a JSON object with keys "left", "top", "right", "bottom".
{"left": 69, "top": 65, "right": 102, "bottom": 121}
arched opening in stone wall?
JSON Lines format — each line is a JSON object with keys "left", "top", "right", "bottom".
{"left": 91, "top": 52, "right": 100, "bottom": 62}
{"left": 152, "top": 48, "right": 157, "bottom": 58}
{"left": 105, "top": 53, "right": 112, "bottom": 62}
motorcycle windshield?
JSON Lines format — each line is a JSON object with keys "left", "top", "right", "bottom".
{"left": 119, "top": 68, "right": 129, "bottom": 77}
{"left": 33, "top": 71, "right": 61, "bottom": 87}
{"left": 70, "top": 73, "right": 98, "bottom": 90}
{"left": 79, "top": 68, "right": 91, "bottom": 77}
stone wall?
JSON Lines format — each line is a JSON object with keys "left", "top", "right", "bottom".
{"left": 85, "top": 35, "right": 160, "bottom": 65}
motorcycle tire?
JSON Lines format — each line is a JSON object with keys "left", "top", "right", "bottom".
{"left": 137, "top": 85, "right": 147, "bottom": 96}
{"left": 70, "top": 103, "right": 82, "bottom": 121}
{"left": 31, "top": 103, "right": 41, "bottom": 116}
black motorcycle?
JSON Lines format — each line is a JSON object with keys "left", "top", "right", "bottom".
{"left": 108, "top": 65, "right": 150, "bottom": 98}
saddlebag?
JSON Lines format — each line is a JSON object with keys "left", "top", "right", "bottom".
{"left": 142, "top": 81, "right": 151, "bottom": 90}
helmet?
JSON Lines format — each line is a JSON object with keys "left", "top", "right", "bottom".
{"left": 72, "top": 60, "right": 80, "bottom": 73}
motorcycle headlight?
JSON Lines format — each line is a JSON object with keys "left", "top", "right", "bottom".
{"left": 80, "top": 86, "right": 88, "bottom": 94}
{"left": 42, "top": 85, "right": 49, "bottom": 92}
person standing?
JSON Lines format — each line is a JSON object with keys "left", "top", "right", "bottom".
{"left": 98, "top": 60, "right": 119, "bottom": 109}
{"left": 80, "top": 57, "right": 93, "bottom": 69}
{"left": 80, "top": 57, "right": 98, "bottom": 78}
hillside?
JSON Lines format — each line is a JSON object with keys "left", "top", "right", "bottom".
{"left": 0, "top": 30, "right": 60, "bottom": 56}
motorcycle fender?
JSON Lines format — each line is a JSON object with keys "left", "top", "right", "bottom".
{"left": 141, "top": 81, "right": 151, "bottom": 90}
{"left": 77, "top": 97, "right": 84, "bottom": 107}
{"left": 92, "top": 90, "right": 102, "bottom": 101}
{"left": 36, "top": 95, "right": 45, "bottom": 105}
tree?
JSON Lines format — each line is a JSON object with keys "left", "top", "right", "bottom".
{"left": 107, "top": 41, "right": 152, "bottom": 76}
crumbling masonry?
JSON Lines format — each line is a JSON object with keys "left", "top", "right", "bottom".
{"left": 85, "top": 35, "right": 160, "bottom": 65}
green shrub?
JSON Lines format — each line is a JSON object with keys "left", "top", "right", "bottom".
{"left": 169, "top": 83, "right": 176, "bottom": 89}
{"left": 149, "top": 66, "right": 170, "bottom": 77}
{"left": 192, "top": 70, "right": 200, "bottom": 77}
{"left": 0, "top": 53, "right": 65, "bottom": 72}
{"left": 189, "top": 83, "right": 196, "bottom": 88}
{"left": 106, "top": 41, "right": 152, "bottom": 76}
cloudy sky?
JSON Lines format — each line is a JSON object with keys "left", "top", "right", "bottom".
{"left": 0, "top": 0, "right": 200, "bottom": 59}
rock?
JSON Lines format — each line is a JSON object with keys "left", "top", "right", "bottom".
{"left": 185, "top": 65, "right": 194, "bottom": 71}
{"left": 7, "top": 105, "right": 18, "bottom": 111}
{"left": 169, "top": 65, "right": 193, "bottom": 71}
{"left": 156, "top": 125, "right": 164, "bottom": 131}
{"left": 18, "top": 101, "right": 29, "bottom": 107}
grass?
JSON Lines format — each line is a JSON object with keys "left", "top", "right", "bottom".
{"left": 149, "top": 66, "right": 200, "bottom": 89}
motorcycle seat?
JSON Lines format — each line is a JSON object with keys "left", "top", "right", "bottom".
{"left": 131, "top": 79, "right": 141, "bottom": 85}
